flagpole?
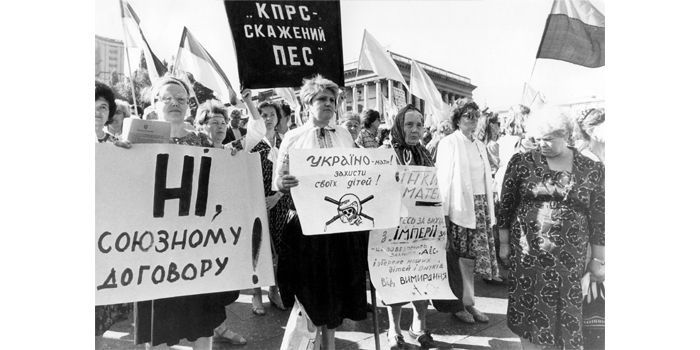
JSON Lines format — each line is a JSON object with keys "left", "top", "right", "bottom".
{"left": 124, "top": 45, "right": 139, "bottom": 116}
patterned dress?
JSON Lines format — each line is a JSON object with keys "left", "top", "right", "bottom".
{"left": 250, "top": 134, "right": 293, "bottom": 259}
{"left": 497, "top": 148, "right": 605, "bottom": 349}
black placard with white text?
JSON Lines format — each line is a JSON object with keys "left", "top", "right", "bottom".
{"left": 224, "top": 0, "right": 344, "bottom": 89}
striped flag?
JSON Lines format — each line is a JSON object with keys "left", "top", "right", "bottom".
{"left": 357, "top": 30, "right": 408, "bottom": 88}
{"left": 174, "top": 27, "right": 236, "bottom": 105}
{"left": 119, "top": 0, "right": 167, "bottom": 83}
{"left": 409, "top": 59, "right": 450, "bottom": 128}
{"left": 536, "top": 0, "right": 605, "bottom": 68}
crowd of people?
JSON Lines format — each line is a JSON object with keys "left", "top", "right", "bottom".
{"left": 95, "top": 73, "right": 605, "bottom": 350}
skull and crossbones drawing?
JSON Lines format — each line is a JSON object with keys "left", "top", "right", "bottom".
{"left": 324, "top": 194, "right": 375, "bottom": 231}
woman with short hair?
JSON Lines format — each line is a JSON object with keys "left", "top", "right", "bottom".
{"left": 574, "top": 108, "right": 605, "bottom": 163}
{"left": 106, "top": 99, "right": 131, "bottom": 138}
{"left": 275, "top": 75, "right": 369, "bottom": 350}
{"left": 340, "top": 111, "right": 361, "bottom": 141}
{"left": 435, "top": 102, "right": 500, "bottom": 324}
{"left": 130, "top": 75, "right": 237, "bottom": 350}
{"left": 95, "top": 81, "right": 118, "bottom": 143}
{"left": 498, "top": 107, "right": 605, "bottom": 350}
{"left": 356, "top": 109, "right": 381, "bottom": 148}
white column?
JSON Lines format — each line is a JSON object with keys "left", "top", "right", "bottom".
{"left": 363, "top": 82, "right": 369, "bottom": 112}
{"left": 387, "top": 80, "right": 393, "bottom": 109}
{"left": 352, "top": 85, "right": 358, "bottom": 113}
{"left": 375, "top": 79, "right": 382, "bottom": 111}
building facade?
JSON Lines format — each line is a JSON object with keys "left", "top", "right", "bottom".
{"left": 95, "top": 35, "right": 125, "bottom": 82}
{"left": 341, "top": 51, "right": 476, "bottom": 117}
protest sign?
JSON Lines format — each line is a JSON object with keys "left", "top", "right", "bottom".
{"left": 224, "top": 0, "right": 344, "bottom": 89}
{"left": 393, "top": 86, "right": 407, "bottom": 109}
{"left": 289, "top": 148, "right": 400, "bottom": 235}
{"left": 368, "top": 166, "right": 455, "bottom": 304}
{"left": 95, "top": 144, "right": 274, "bottom": 305}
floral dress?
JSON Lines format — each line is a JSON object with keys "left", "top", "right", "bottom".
{"left": 497, "top": 148, "right": 604, "bottom": 349}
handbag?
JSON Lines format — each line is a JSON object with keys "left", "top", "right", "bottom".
{"left": 582, "top": 281, "right": 605, "bottom": 350}
{"left": 280, "top": 299, "right": 320, "bottom": 350}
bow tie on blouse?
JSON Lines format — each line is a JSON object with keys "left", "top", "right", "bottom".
{"left": 315, "top": 126, "right": 335, "bottom": 137}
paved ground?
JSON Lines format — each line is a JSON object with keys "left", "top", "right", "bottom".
{"left": 96, "top": 278, "right": 521, "bottom": 350}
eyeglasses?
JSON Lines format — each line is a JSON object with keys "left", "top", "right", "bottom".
{"left": 158, "top": 96, "right": 188, "bottom": 105}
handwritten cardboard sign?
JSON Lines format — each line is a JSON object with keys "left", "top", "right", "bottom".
{"left": 289, "top": 148, "right": 400, "bottom": 235}
{"left": 95, "top": 144, "right": 274, "bottom": 305}
{"left": 224, "top": 0, "right": 344, "bottom": 88}
{"left": 368, "top": 166, "right": 455, "bottom": 304}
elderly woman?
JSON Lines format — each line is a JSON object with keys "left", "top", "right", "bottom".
{"left": 435, "top": 102, "right": 500, "bottom": 324}
{"left": 95, "top": 81, "right": 118, "bottom": 143}
{"left": 274, "top": 75, "right": 368, "bottom": 350}
{"left": 129, "top": 75, "right": 236, "bottom": 350}
{"left": 355, "top": 109, "right": 381, "bottom": 148}
{"left": 574, "top": 108, "right": 605, "bottom": 163}
{"left": 340, "top": 111, "right": 361, "bottom": 141}
{"left": 191, "top": 99, "right": 248, "bottom": 346}
{"left": 384, "top": 104, "right": 436, "bottom": 349}
{"left": 497, "top": 107, "right": 605, "bottom": 350}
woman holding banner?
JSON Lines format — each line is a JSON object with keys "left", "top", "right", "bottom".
{"left": 127, "top": 75, "right": 239, "bottom": 350}
{"left": 435, "top": 102, "right": 500, "bottom": 324}
{"left": 383, "top": 104, "right": 436, "bottom": 349}
{"left": 274, "top": 75, "right": 369, "bottom": 350}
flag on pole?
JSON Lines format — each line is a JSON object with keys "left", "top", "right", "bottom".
{"left": 409, "top": 59, "right": 450, "bottom": 128}
{"left": 522, "top": 82, "right": 546, "bottom": 109}
{"left": 174, "top": 27, "right": 237, "bottom": 104}
{"left": 357, "top": 30, "right": 408, "bottom": 88}
{"left": 536, "top": 0, "right": 604, "bottom": 68}
{"left": 119, "top": 0, "right": 167, "bottom": 83}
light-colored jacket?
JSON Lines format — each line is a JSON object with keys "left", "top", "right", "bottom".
{"left": 435, "top": 131, "right": 496, "bottom": 228}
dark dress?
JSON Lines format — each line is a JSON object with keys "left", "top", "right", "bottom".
{"left": 497, "top": 148, "right": 604, "bottom": 349}
{"left": 134, "top": 131, "right": 238, "bottom": 346}
{"left": 276, "top": 127, "right": 369, "bottom": 329}
{"left": 250, "top": 134, "right": 293, "bottom": 261}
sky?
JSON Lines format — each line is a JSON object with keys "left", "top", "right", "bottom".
{"left": 95, "top": 0, "right": 605, "bottom": 111}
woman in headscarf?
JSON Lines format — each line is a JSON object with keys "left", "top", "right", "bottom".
{"left": 383, "top": 104, "right": 436, "bottom": 349}
{"left": 274, "top": 75, "right": 368, "bottom": 350}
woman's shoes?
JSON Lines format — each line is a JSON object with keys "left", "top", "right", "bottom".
{"left": 465, "top": 305, "right": 489, "bottom": 323}
{"left": 213, "top": 327, "right": 247, "bottom": 345}
{"left": 268, "top": 286, "right": 287, "bottom": 310}
{"left": 251, "top": 294, "right": 266, "bottom": 316}
{"left": 452, "top": 310, "right": 475, "bottom": 324}
{"left": 408, "top": 327, "right": 436, "bottom": 348}
{"left": 387, "top": 333, "right": 406, "bottom": 350}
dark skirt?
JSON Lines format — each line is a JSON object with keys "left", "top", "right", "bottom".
{"left": 134, "top": 291, "right": 238, "bottom": 346}
{"left": 277, "top": 213, "right": 369, "bottom": 329}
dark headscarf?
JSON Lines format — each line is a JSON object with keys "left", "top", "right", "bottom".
{"left": 390, "top": 104, "right": 434, "bottom": 167}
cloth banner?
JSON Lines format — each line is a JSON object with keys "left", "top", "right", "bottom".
{"left": 368, "top": 166, "right": 454, "bottom": 304}
{"left": 536, "top": 0, "right": 605, "bottom": 68}
{"left": 357, "top": 30, "right": 408, "bottom": 88}
{"left": 289, "top": 148, "right": 401, "bottom": 235}
{"left": 224, "top": 0, "right": 344, "bottom": 89}
{"left": 95, "top": 144, "right": 274, "bottom": 305}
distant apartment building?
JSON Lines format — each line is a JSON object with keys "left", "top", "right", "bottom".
{"left": 95, "top": 35, "right": 125, "bottom": 82}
